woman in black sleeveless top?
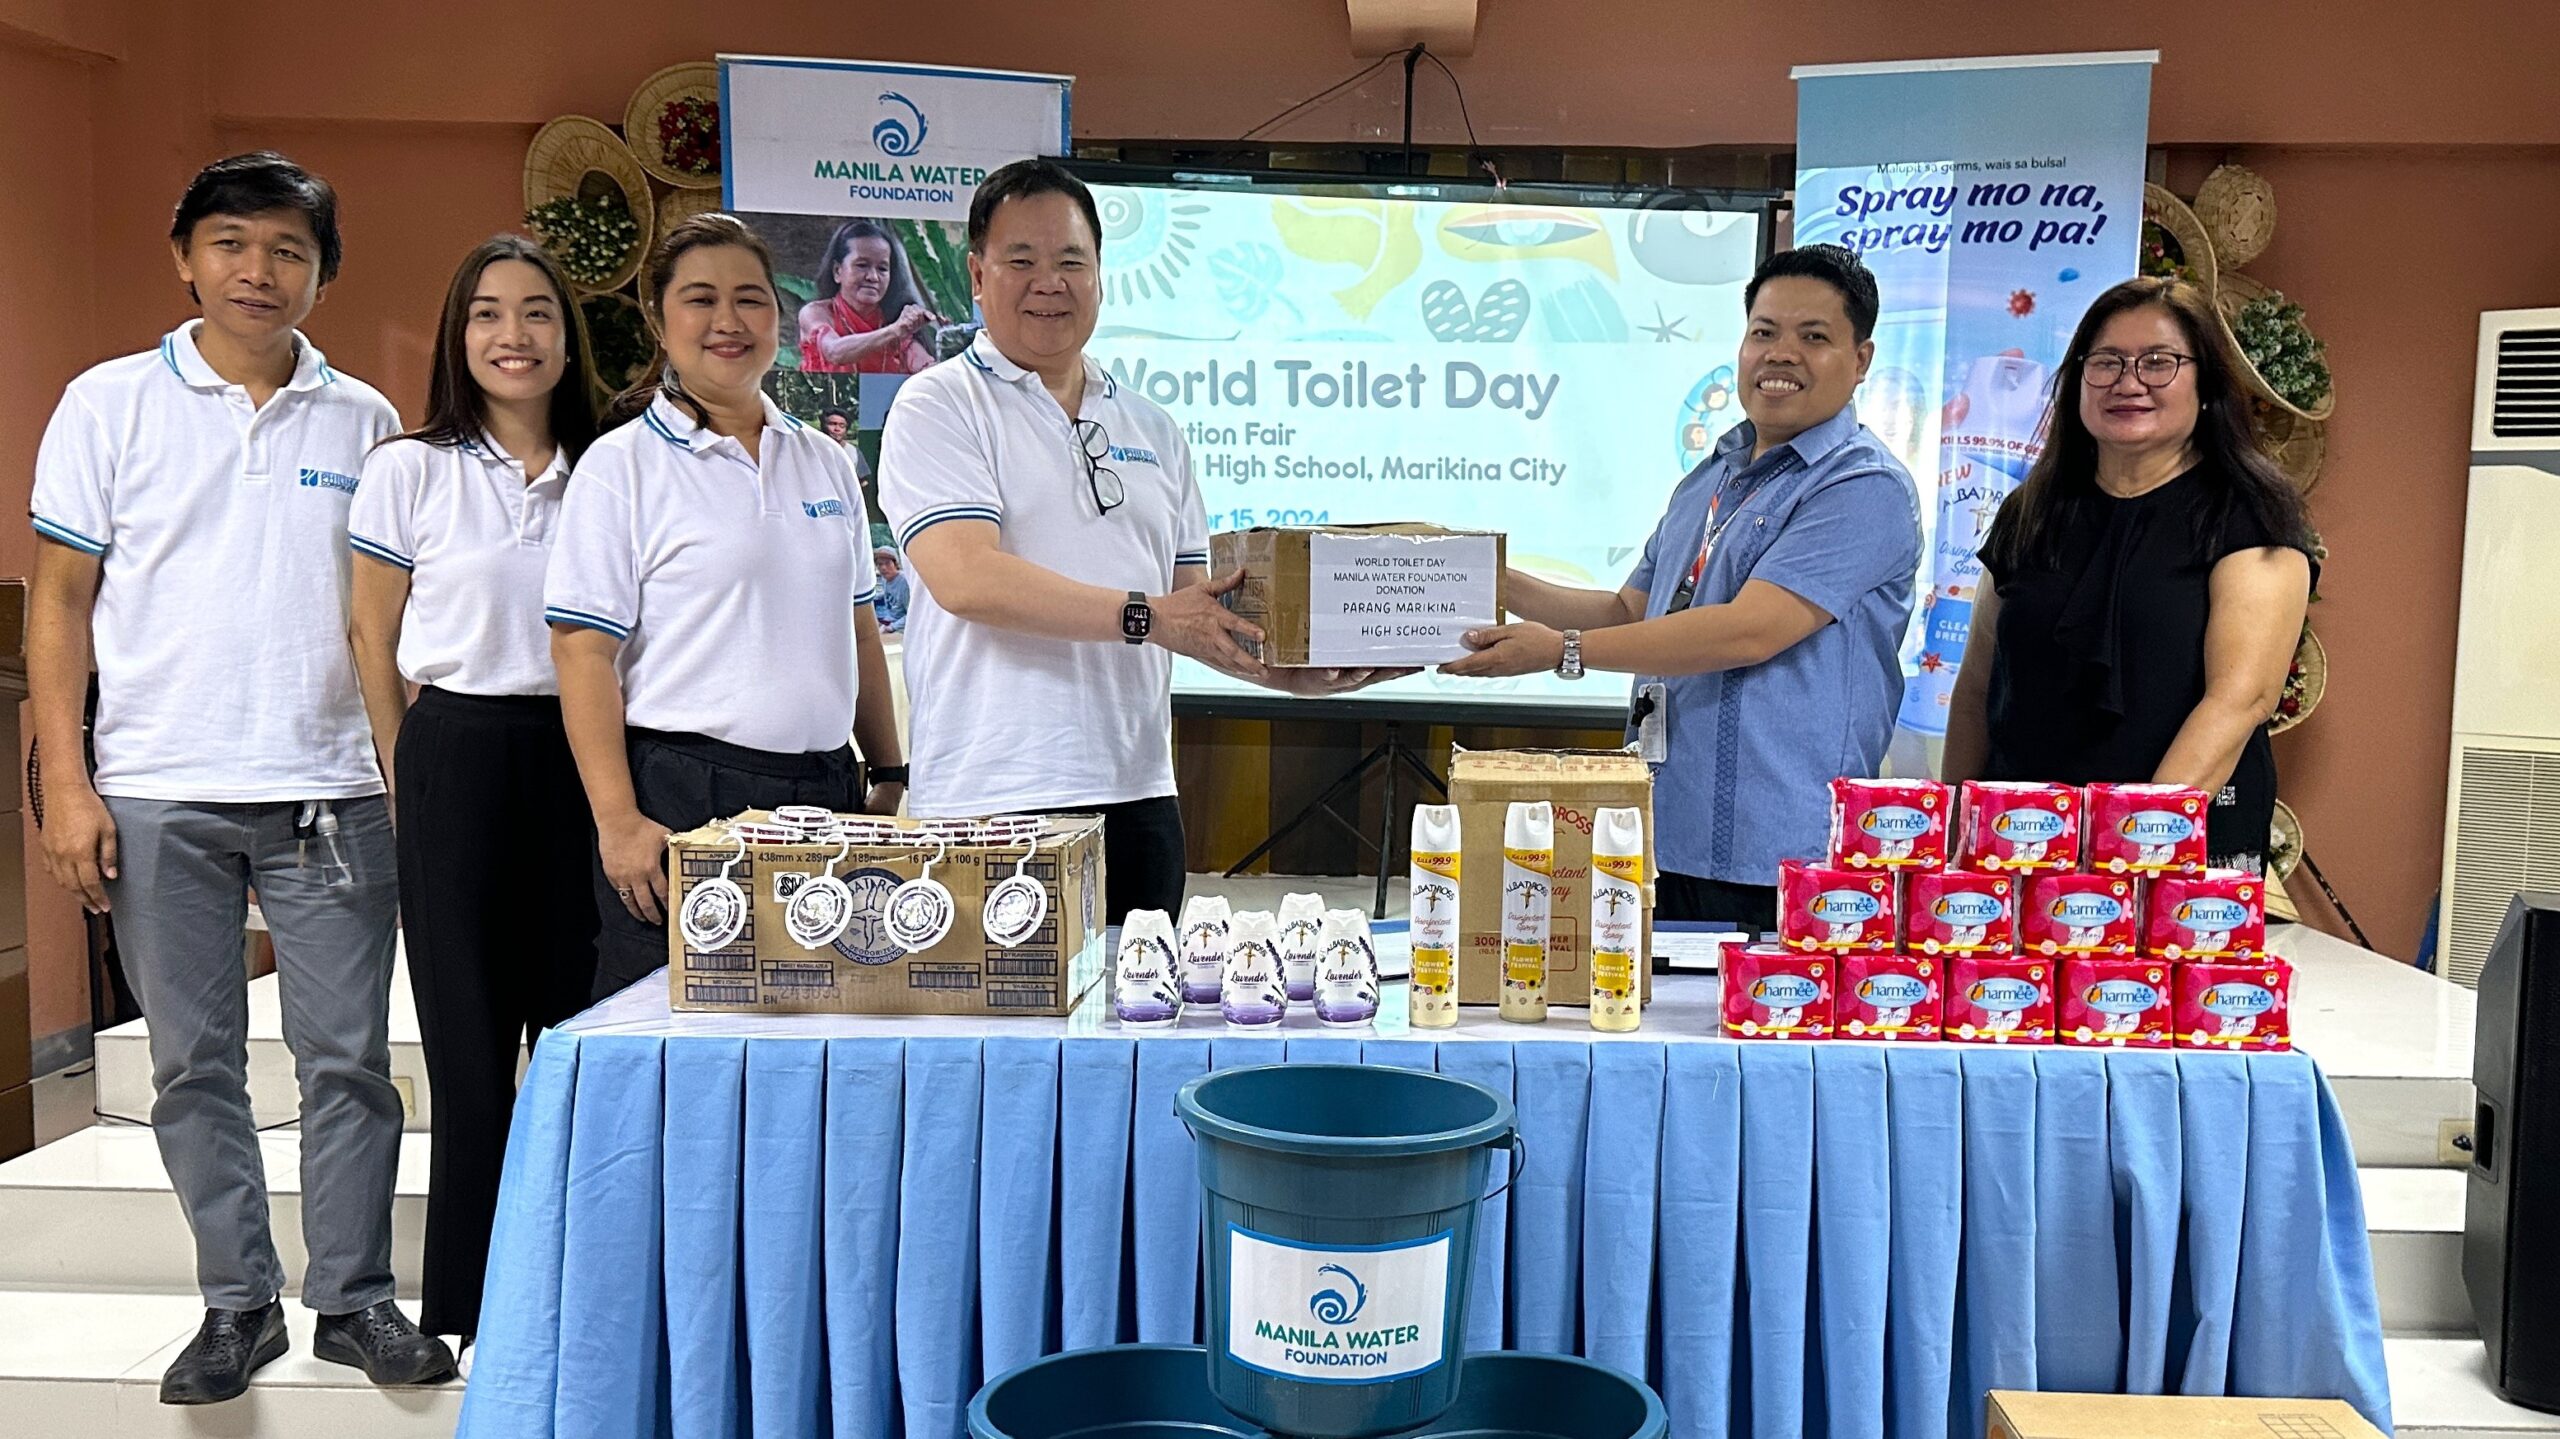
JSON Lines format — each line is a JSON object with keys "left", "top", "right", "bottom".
{"left": 1944, "top": 277, "right": 2317, "bottom": 871}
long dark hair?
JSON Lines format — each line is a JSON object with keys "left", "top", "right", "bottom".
{"left": 814, "top": 218, "right": 924, "bottom": 326}
{"left": 1983, "top": 276, "right": 2312, "bottom": 573}
{"left": 607, "top": 212, "right": 781, "bottom": 427}
{"left": 385, "top": 234, "right": 596, "bottom": 463}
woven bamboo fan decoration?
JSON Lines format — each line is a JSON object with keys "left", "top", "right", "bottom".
{"left": 2271, "top": 625, "right": 2327, "bottom": 736}
{"left": 2252, "top": 400, "right": 2328, "bottom": 494}
{"left": 2216, "top": 271, "right": 2336, "bottom": 422}
{"left": 523, "top": 116, "right": 653, "bottom": 294}
{"left": 2142, "top": 184, "right": 2219, "bottom": 300}
{"left": 626, "top": 61, "right": 722, "bottom": 189}
{"left": 2194, "top": 163, "right": 2278, "bottom": 269}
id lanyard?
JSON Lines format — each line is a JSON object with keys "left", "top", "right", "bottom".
{"left": 1665, "top": 462, "right": 1776, "bottom": 614}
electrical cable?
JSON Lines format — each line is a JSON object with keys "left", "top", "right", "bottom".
{"left": 1238, "top": 53, "right": 1400, "bottom": 143}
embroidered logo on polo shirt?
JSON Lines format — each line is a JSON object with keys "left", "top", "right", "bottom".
{"left": 802, "top": 499, "right": 849, "bottom": 519}
{"left": 1106, "top": 444, "right": 1162, "bottom": 468}
{"left": 297, "top": 468, "right": 359, "bottom": 495}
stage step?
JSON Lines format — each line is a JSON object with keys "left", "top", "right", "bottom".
{"left": 94, "top": 957, "right": 433, "bottom": 1134}
{"left": 2392, "top": 1336, "right": 2560, "bottom": 1437}
{"left": 0, "top": 1126, "right": 426, "bottom": 1298}
{"left": 0, "top": 1289, "right": 461, "bottom": 1435}
{"left": 2366, "top": 1167, "right": 2472, "bottom": 1338}
{"left": 2281, "top": 924, "right": 2477, "bottom": 1171}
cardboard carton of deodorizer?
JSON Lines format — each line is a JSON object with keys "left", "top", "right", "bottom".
{"left": 1447, "top": 746, "right": 1652, "bottom": 1007}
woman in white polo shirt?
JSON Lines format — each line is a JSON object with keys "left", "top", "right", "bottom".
{"left": 346, "top": 234, "right": 598, "bottom": 1354}
{"left": 547, "top": 213, "right": 905, "bottom": 999}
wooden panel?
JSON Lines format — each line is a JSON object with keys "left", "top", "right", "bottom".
{"left": 0, "top": 699, "right": 18, "bottom": 815}
{"left": 0, "top": 951, "right": 27, "bottom": 1091}
{"left": 0, "top": 820, "right": 24, "bottom": 958}
{"left": 1268, "top": 718, "right": 1363, "bottom": 876}
{"left": 0, "top": 1081, "right": 30, "bottom": 1164}
{"left": 1174, "top": 716, "right": 1274, "bottom": 875}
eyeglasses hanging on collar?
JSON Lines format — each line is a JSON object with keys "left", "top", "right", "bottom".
{"left": 1073, "top": 418, "right": 1125, "bottom": 517}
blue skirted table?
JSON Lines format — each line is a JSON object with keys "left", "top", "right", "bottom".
{"left": 454, "top": 978, "right": 2391, "bottom": 1439}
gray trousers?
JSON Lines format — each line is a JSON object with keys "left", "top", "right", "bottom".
{"left": 102, "top": 796, "right": 403, "bottom": 1313}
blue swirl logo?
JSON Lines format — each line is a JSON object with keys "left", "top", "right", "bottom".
{"left": 2120, "top": 810, "right": 2196, "bottom": 844}
{"left": 1933, "top": 892, "right": 2006, "bottom": 926}
{"left": 1860, "top": 806, "right": 1932, "bottom": 840}
{"left": 1310, "top": 1264, "right": 1368, "bottom": 1325}
{"left": 1856, "top": 974, "right": 1930, "bottom": 1007}
{"left": 1992, "top": 809, "right": 2066, "bottom": 843}
{"left": 873, "top": 93, "right": 928, "bottom": 156}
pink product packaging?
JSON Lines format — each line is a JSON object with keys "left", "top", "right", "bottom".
{"left": 2058, "top": 957, "right": 2176, "bottom": 1049}
{"left": 1835, "top": 951, "right": 1942, "bottom": 1041}
{"left": 1777, "top": 861, "right": 1897, "bottom": 953}
{"left": 2143, "top": 870, "right": 2269, "bottom": 960}
{"left": 2084, "top": 783, "right": 2211, "bottom": 877}
{"left": 1827, "top": 777, "right": 1952, "bottom": 870}
{"left": 1903, "top": 870, "right": 2018, "bottom": 956}
{"left": 1957, "top": 781, "right": 2082, "bottom": 873}
{"left": 1944, "top": 954, "right": 2056, "bottom": 1045}
{"left": 2019, "top": 873, "right": 2141, "bottom": 956}
{"left": 2174, "top": 959, "right": 2295, "bottom": 1052}
{"left": 1721, "top": 945, "right": 1833, "bottom": 1041}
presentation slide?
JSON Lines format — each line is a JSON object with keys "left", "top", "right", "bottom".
{"left": 1077, "top": 170, "right": 1767, "bottom": 717}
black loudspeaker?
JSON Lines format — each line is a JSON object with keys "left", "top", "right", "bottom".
{"left": 2466, "top": 890, "right": 2560, "bottom": 1412}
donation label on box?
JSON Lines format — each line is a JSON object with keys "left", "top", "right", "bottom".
{"left": 1305, "top": 530, "right": 1503, "bottom": 665}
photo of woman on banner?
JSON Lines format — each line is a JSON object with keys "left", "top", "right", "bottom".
{"left": 797, "top": 217, "right": 942, "bottom": 374}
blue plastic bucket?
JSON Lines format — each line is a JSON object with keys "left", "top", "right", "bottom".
{"left": 1177, "top": 1064, "right": 1520, "bottom": 1438}
{"left": 967, "top": 1345, "right": 1665, "bottom": 1439}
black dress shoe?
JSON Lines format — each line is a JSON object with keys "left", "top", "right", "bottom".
{"left": 160, "top": 1301, "right": 289, "bottom": 1405}
{"left": 313, "top": 1301, "right": 458, "bottom": 1386}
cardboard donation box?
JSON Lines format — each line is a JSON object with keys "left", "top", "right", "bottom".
{"left": 1984, "top": 1391, "right": 2386, "bottom": 1439}
{"left": 1447, "top": 746, "right": 1653, "bottom": 1006}
{"left": 1211, "top": 523, "right": 1507, "bottom": 667}
{"left": 666, "top": 813, "right": 1107, "bottom": 1017}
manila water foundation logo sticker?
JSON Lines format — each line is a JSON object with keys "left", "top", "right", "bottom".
{"left": 1310, "top": 1264, "right": 1368, "bottom": 1325}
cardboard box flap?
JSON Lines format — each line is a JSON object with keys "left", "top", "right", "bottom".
{"left": 1984, "top": 1391, "right": 2387, "bottom": 1439}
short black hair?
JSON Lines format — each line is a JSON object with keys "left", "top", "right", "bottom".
{"left": 1745, "top": 243, "right": 1880, "bottom": 343}
{"left": 820, "top": 406, "right": 852, "bottom": 424}
{"left": 170, "top": 152, "right": 343, "bottom": 288}
{"left": 967, "top": 158, "right": 1102, "bottom": 256}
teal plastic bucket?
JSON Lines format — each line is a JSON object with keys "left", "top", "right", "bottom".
{"left": 966, "top": 1345, "right": 1666, "bottom": 1439}
{"left": 1177, "top": 1064, "right": 1521, "bottom": 1438}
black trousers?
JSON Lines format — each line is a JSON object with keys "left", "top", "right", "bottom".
{"left": 1656, "top": 870, "right": 1779, "bottom": 934}
{"left": 393, "top": 687, "right": 599, "bottom": 1337}
{"left": 1053, "top": 794, "right": 1187, "bottom": 925}
{"left": 590, "top": 727, "right": 863, "bottom": 1002}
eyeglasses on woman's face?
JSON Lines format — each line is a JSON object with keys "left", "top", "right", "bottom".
{"left": 2081, "top": 349, "right": 2195, "bottom": 389}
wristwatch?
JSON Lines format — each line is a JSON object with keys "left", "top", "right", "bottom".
{"left": 1556, "top": 629, "right": 1585, "bottom": 680}
{"left": 1121, "top": 591, "right": 1153, "bottom": 645}
{"left": 867, "top": 764, "right": 910, "bottom": 786}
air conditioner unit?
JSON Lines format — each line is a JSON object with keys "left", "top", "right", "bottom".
{"left": 2442, "top": 309, "right": 2560, "bottom": 986}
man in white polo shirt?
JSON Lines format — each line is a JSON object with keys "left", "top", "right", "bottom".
{"left": 26, "top": 153, "right": 453, "bottom": 1404}
{"left": 884, "top": 160, "right": 1392, "bottom": 921}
